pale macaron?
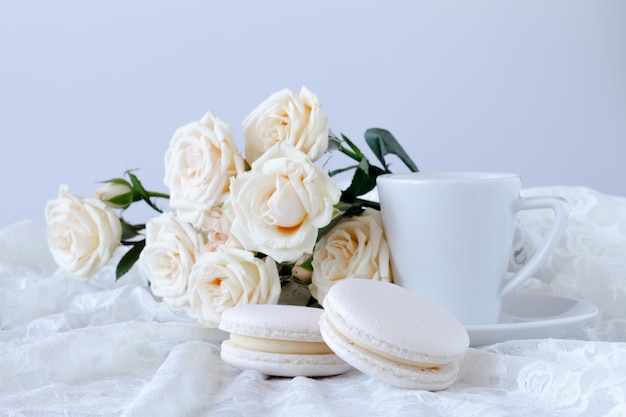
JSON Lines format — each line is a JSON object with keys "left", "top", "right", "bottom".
{"left": 320, "top": 279, "right": 469, "bottom": 390}
{"left": 219, "top": 304, "right": 352, "bottom": 377}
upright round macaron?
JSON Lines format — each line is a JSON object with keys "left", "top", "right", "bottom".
{"left": 219, "top": 304, "right": 352, "bottom": 377}
{"left": 320, "top": 278, "right": 469, "bottom": 390}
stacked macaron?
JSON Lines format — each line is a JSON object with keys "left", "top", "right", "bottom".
{"left": 219, "top": 304, "right": 352, "bottom": 377}
{"left": 219, "top": 279, "right": 469, "bottom": 390}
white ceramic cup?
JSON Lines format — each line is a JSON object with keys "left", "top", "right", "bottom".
{"left": 377, "top": 172, "right": 569, "bottom": 325}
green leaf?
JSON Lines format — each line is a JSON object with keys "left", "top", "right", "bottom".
{"left": 116, "top": 239, "right": 145, "bottom": 280}
{"left": 120, "top": 220, "right": 144, "bottom": 241}
{"left": 299, "top": 255, "right": 313, "bottom": 271}
{"left": 128, "top": 172, "right": 149, "bottom": 198}
{"left": 127, "top": 171, "right": 163, "bottom": 213}
{"left": 364, "top": 128, "right": 419, "bottom": 172}
{"left": 338, "top": 133, "right": 366, "bottom": 162}
{"left": 107, "top": 192, "right": 134, "bottom": 208}
{"left": 343, "top": 159, "right": 386, "bottom": 200}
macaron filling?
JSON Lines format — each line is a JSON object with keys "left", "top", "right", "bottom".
{"left": 230, "top": 333, "right": 334, "bottom": 355}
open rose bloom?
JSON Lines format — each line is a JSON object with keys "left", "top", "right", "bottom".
{"left": 227, "top": 142, "right": 341, "bottom": 263}
{"left": 188, "top": 249, "right": 281, "bottom": 328}
{"left": 45, "top": 185, "right": 122, "bottom": 280}
{"left": 309, "top": 208, "right": 391, "bottom": 304}
{"left": 243, "top": 86, "right": 329, "bottom": 163}
{"left": 164, "top": 111, "right": 245, "bottom": 230}
{"left": 140, "top": 212, "right": 206, "bottom": 307}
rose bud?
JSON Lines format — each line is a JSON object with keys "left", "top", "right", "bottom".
{"left": 95, "top": 181, "right": 133, "bottom": 209}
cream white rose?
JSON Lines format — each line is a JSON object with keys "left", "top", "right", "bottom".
{"left": 228, "top": 142, "right": 341, "bottom": 263}
{"left": 243, "top": 86, "right": 329, "bottom": 163}
{"left": 45, "top": 184, "right": 122, "bottom": 280}
{"left": 310, "top": 208, "right": 391, "bottom": 304}
{"left": 164, "top": 110, "right": 245, "bottom": 228}
{"left": 187, "top": 249, "right": 281, "bottom": 328}
{"left": 140, "top": 212, "right": 206, "bottom": 307}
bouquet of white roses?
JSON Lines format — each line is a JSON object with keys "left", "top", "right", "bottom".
{"left": 45, "top": 87, "right": 418, "bottom": 328}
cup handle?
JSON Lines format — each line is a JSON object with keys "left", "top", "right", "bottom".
{"left": 499, "top": 196, "right": 570, "bottom": 295}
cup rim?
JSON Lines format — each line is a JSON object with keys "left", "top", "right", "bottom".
{"left": 377, "top": 172, "right": 520, "bottom": 183}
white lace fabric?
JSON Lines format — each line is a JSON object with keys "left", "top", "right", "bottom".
{"left": 1, "top": 187, "right": 625, "bottom": 416}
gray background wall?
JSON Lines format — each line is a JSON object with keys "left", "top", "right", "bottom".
{"left": 1, "top": 0, "right": 625, "bottom": 227}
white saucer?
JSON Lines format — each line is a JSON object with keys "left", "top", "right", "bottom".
{"left": 466, "top": 293, "right": 598, "bottom": 347}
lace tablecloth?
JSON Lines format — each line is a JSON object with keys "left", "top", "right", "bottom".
{"left": 1, "top": 187, "right": 625, "bottom": 417}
